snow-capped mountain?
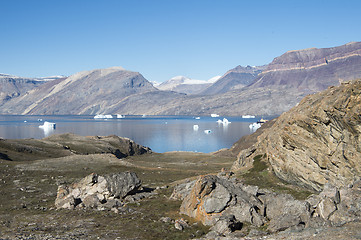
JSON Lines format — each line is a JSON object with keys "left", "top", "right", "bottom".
{"left": 157, "top": 75, "right": 221, "bottom": 94}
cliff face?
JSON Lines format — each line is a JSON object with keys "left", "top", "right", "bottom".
{"left": 232, "top": 79, "right": 361, "bottom": 191}
{"left": 250, "top": 42, "right": 361, "bottom": 93}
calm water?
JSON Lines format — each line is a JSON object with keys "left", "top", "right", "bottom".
{"left": 0, "top": 115, "right": 268, "bottom": 153}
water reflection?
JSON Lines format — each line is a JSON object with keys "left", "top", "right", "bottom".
{"left": 0, "top": 115, "right": 272, "bottom": 153}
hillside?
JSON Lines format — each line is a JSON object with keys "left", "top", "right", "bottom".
{"left": 249, "top": 42, "right": 361, "bottom": 92}
{"left": 0, "top": 67, "right": 159, "bottom": 115}
{"left": 0, "top": 74, "right": 65, "bottom": 106}
{"left": 232, "top": 79, "right": 361, "bottom": 191}
{"left": 200, "top": 65, "right": 265, "bottom": 95}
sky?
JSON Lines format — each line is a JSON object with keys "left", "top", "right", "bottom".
{"left": 1, "top": 0, "right": 361, "bottom": 83}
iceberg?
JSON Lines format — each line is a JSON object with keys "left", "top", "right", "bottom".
{"left": 195, "top": 117, "right": 200, "bottom": 120}
{"left": 217, "top": 118, "right": 231, "bottom": 125}
{"left": 204, "top": 129, "right": 212, "bottom": 134}
{"left": 249, "top": 122, "right": 261, "bottom": 131}
{"left": 211, "top": 114, "right": 219, "bottom": 117}
{"left": 193, "top": 125, "right": 199, "bottom": 131}
{"left": 117, "top": 114, "right": 125, "bottom": 118}
{"left": 94, "top": 114, "right": 113, "bottom": 119}
{"left": 39, "top": 121, "right": 56, "bottom": 137}
{"left": 242, "top": 115, "right": 255, "bottom": 118}
{"left": 39, "top": 121, "right": 56, "bottom": 129}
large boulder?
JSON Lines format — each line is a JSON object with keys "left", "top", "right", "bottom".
{"left": 55, "top": 172, "right": 141, "bottom": 210}
{"left": 179, "top": 174, "right": 264, "bottom": 226}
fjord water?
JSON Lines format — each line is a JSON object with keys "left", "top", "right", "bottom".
{"left": 0, "top": 115, "right": 265, "bottom": 153}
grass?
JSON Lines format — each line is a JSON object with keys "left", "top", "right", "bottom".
{"left": 0, "top": 151, "right": 234, "bottom": 239}
{"left": 238, "top": 154, "right": 314, "bottom": 200}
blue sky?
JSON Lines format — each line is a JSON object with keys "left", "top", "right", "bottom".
{"left": 1, "top": 0, "right": 360, "bottom": 83}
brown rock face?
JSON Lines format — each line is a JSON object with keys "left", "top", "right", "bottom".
{"left": 250, "top": 42, "right": 361, "bottom": 93}
{"left": 232, "top": 80, "right": 361, "bottom": 191}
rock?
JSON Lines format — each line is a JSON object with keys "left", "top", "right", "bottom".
{"left": 159, "top": 217, "right": 172, "bottom": 223}
{"left": 180, "top": 175, "right": 264, "bottom": 226}
{"left": 174, "top": 218, "right": 188, "bottom": 231}
{"left": 317, "top": 198, "right": 337, "bottom": 220}
{"left": 327, "top": 182, "right": 361, "bottom": 225}
{"left": 320, "top": 183, "right": 340, "bottom": 204}
{"left": 104, "top": 172, "right": 141, "bottom": 198}
{"left": 169, "top": 179, "right": 196, "bottom": 201}
{"left": 258, "top": 192, "right": 311, "bottom": 232}
{"left": 232, "top": 79, "right": 361, "bottom": 191}
{"left": 210, "top": 215, "right": 242, "bottom": 235}
{"left": 203, "top": 183, "right": 231, "bottom": 214}
{"left": 268, "top": 214, "right": 303, "bottom": 233}
{"left": 55, "top": 172, "right": 143, "bottom": 210}
{"left": 179, "top": 173, "right": 361, "bottom": 238}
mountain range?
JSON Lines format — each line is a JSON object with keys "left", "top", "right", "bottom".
{"left": 1, "top": 42, "right": 361, "bottom": 116}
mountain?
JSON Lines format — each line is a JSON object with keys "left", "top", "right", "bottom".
{"left": 249, "top": 42, "right": 361, "bottom": 93}
{"left": 157, "top": 75, "right": 220, "bottom": 95}
{"left": 232, "top": 79, "right": 361, "bottom": 191}
{"left": 0, "top": 67, "right": 159, "bottom": 115}
{"left": 0, "top": 74, "right": 66, "bottom": 106}
{"left": 145, "top": 42, "right": 361, "bottom": 116}
{"left": 200, "top": 65, "right": 265, "bottom": 95}
{"left": 1, "top": 42, "right": 361, "bottom": 116}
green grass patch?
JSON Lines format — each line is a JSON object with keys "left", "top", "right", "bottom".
{"left": 238, "top": 154, "right": 313, "bottom": 200}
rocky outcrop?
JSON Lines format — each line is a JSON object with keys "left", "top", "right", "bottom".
{"left": 55, "top": 172, "right": 154, "bottom": 210}
{"left": 232, "top": 79, "right": 361, "bottom": 191}
{"left": 0, "top": 133, "right": 151, "bottom": 161}
{"left": 176, "top": 173, "right": 361, "bottom": 237}
{"left": 45, "top": 133, "right": 152, "bottom": 158}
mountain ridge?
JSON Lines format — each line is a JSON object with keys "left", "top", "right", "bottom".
{"left": 1, "top": 42, "right": 361, "bottom": 116}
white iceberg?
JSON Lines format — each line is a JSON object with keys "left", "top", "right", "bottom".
{"left": 211, "top": 114, "right": 219, "bottom": 117}
{"left": 249, "top": 122, "right": 261, "bottom": 131}
{"left": 242, "top": 115, "right": 255, "bottom": 118}
{"left": 193, "top": 125, "right": 199, "bottom": 131}
{"left": 117, "top": 114, "right": 125, "bottom": 118}
{"left": 204, "top": 129, "right": 212, "bottom": 134}
{"left": 195, "top": 117, "right": 200, "bottom": 120}
{"left": 39, "top": 121, "right": 56, "bottom": 129}
{"left": 94, "top": 114, "right": 113, "bottom": 119}
{"left": 217, "top": 118, "right": 231, "bottom": 125}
